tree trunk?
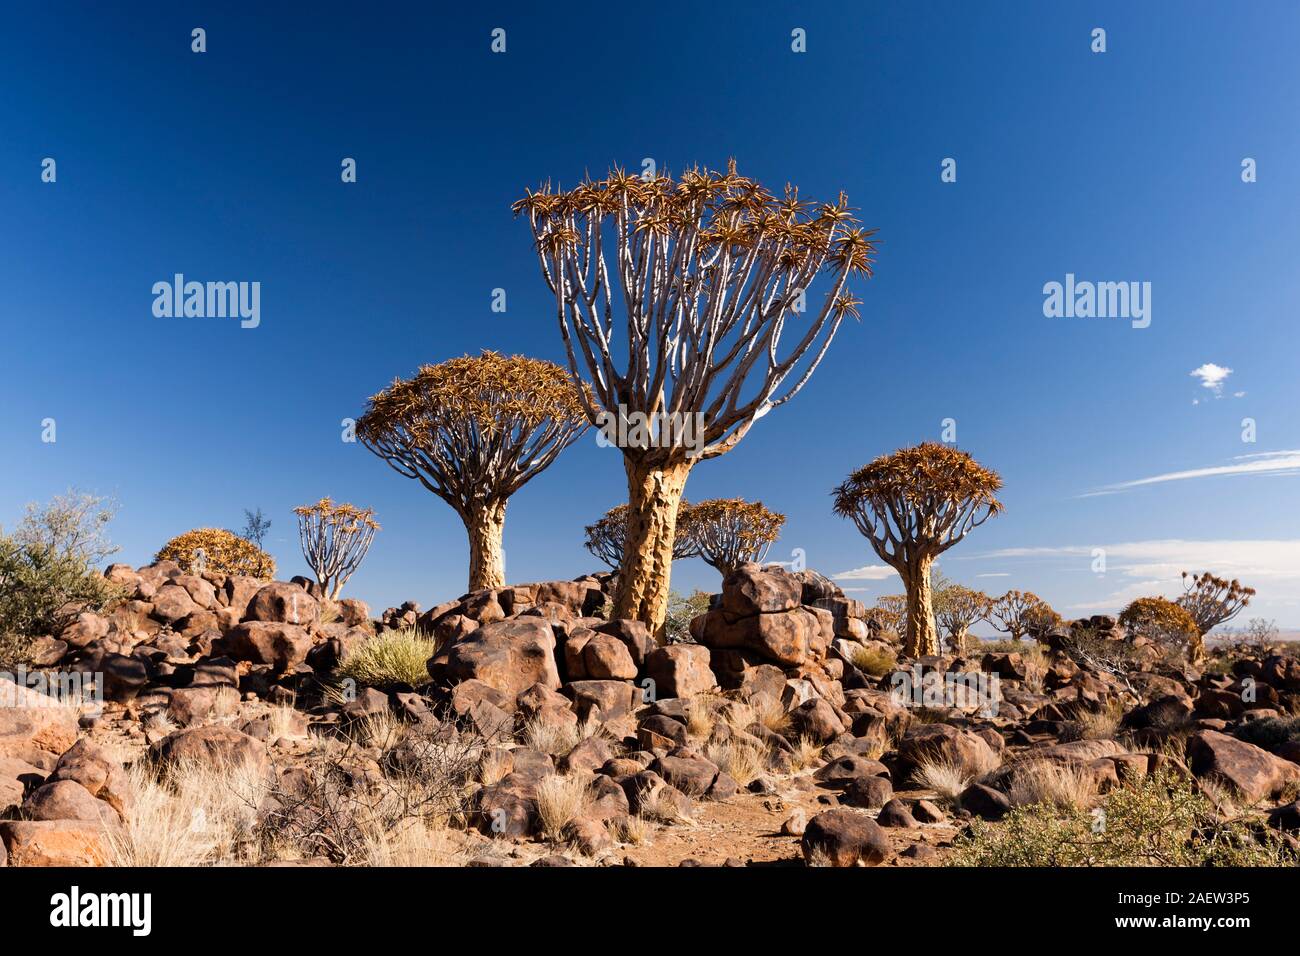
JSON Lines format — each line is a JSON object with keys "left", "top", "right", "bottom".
{"left": 901, "top": 556, "right": 939, "bottom": 658}
{"left": 464, "top": 500, "right": 507, "bottom": 592}
{"left": 613, "top": 458, "right": 693, "bottom": 639}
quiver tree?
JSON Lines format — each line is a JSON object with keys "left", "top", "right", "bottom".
{"left": 1023, "top": 599, "right": 1063, "bottom": 643}
{"left": 294, "top": 498, "right": 380, "bottom": 600}
{"left": 1119, "top": 596, "right": 1201, "bottom": 663}
{"left": 357, "top": 351, "right": 589, "bottom": 592}
{"left": 584, "top": 503, "right": 700, "bottom": 571}
{"left": 1177, "top": 572, "right": 1255, "bottom": 651}
{"left": 682, "top": 498, "right": 785, "bottom": 577}
{"left": 868, "top": 594, "right": 907, "bottom": 639}
{"left": 516, "top": 162, "right": 876, "bottom": 636}
{"left": 987, "top": 590, "right": 1046, "bottom": 643}
{"left": 934, "top": 584, "right": 990, "bottom": 654}
{"left": 833, "top": 443, "right": 1003, "bottom": 657}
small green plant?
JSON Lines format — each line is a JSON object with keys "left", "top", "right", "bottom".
{"left": 950, "top": 770, "right": 1299, "bottom": 866}
{"left": 0, "top": 492, "right": 124, "bottom": 666}
{"left": 1234, "top": 715, "right": 1300, "bottom": 751}
{"left": 663, "top": 589, "right": 712, "bottom": 643}
{"left": 334, "top": 626, "right": 436, "bottom": 691}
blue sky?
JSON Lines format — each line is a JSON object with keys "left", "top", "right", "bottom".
{"left": 3, "top": 1, "right": 1299, "bottom": 630}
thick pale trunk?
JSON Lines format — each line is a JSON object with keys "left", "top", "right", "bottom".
{"left": 901, "top": 556, "right": 939, "bottom": 658}
{"left": 613, "top": 458, "right": 692, "bottom": 639}
{"left": 949, "top": 625, "right": 969, "bottom": 656}
{"left": 464, "top": 500, "right": 507, "bottom": 592}
{"left": 1188, "top": 630, "right": 1206, "bottom": 664}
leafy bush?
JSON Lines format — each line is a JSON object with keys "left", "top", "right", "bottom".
{"left": 0, "top": 493, "right": 123, "bottom": 665}
{"left": 950, "top": 770, "right": 1298, "bottom": 866}
{"left": 1234, "top": 716, "right": 1300, "bottom": 752}
{"left": 156, "top": 528, "right": 276, "bottom": 578}
{"left": 335, "top": 626, "right": 435, "bottom": 691}
{"left": 663, "top": 589, "right": 712, "bottom": 643}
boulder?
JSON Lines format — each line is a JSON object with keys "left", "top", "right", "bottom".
{"left": 0, "top": 820, "right": 110, "bottom": 866}
{"left": 22, "top": 780, "right": 119, "bottom": 825}
{"left": 46, "top": 739, "right": 129, "bottom": 817}
{"left": 644, "top": 644, "right": 717, "bottom": 700}
{"left": 443, "top": 619, "right": 560, "bottom": 699}
{"left": 1187, "top": 730, "right": 1300, "bottom": 804}
{"left": 801, "top": 809, "right": 890, "bottom": 867}
{"left": 223, "top": 622, "right": 314, "bottom": 672}
{"left": 243, "top": 582, "right": 320, "bottom": 627}
{"left": 150, "top": 725, "right": 269, "bottom": 777}
{"left": 582, "top": 634, "right": 638, "bottom": 681}
{"left": 0, "top": 677, "right": 79, "bottom": 762}
{"left": 897, "top": 724, "right": 999, "bottom": 779}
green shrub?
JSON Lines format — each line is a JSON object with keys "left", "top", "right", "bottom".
{"left": 1234, "top": 716, "right": 1300, "bottom": 751}
{"left": 0, "top": 493, "right": 123, "bottom": 666}
{"left": 156, "top": 528, "right": 275, "bottom": 578}
{"left": 335, "top": 627, "right": 436, "bottom": 691}
{"left": 949, "top": 770, "right": 1298, "bottom": 867}
{"left": 664, "top": 589, "right": 712, "bottom": 643}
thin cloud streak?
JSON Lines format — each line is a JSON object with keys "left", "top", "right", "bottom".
{"left": 1079, "top": 449, "right": 1300, "bottom": 498}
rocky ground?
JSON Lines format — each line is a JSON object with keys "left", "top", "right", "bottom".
{"left": 3, "top": 560, "right": 1299, "bottom": 868}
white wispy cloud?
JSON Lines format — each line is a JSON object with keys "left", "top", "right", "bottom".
{"left": 832, "top": 564, "right": 897, "bottom": 582}
{"left": 979, "top": 538, "right": 1300, "bottom": 610}
{"left": 976, "top": 572, "right": 1010, "bottom": 578}
{"left": 1080, "top": 449, "right": 1300, "bottom": 497}
{"left": 1190, "top": 362, "right": 1233, "bottom": 395}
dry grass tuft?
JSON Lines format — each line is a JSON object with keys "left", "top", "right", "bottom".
{"left": 1007, "top": 760, "right": 1098, "bottom": 810}
{"left": 705, "top": 738, "right": 768, "bottom": 787}
{"left": 788, "top": 735, "right": 825, "bottom": 773}
{"left": 104, "top": 757, "right": 267, "bottom": 866}
{"left": 535, "top": 773, "right": 593, "bottom": 839}
{"left": 913, "top": 757, "right": 972, "bottom": 803}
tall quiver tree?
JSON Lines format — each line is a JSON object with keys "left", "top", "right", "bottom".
{"left": 357, "top": 352, "right": 589, "bottom": 592}
{"left": 833, "top": 443, "right": 1003, "bottom": 657}
{"left": 294, "top": 498, "right": 380, "bottom": 600}
{"left": 516, "top": 162, "right": 876, "bottom": 635}
{"left": 684, "top": 498, "right": 785, "bottom": 578}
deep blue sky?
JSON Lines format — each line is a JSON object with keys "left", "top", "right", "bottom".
{"left": 3, "top": 1, "right": 1298, "bottom": 629}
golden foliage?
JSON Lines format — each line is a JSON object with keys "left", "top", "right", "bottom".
{"left": 359, "top": 351, "right": 589, "bottom": 438}
{"left": 680, "top": 498, "right": 785, "bottom": 576}
{"left": 514, "top": 162, "right": 878, "bottom": 278}
{"left": 293, "top": 497, "right": 380, "bottom": 532}
{"left": 356, "top": 351, "right": 591, "bottom": 511}
{"left": 156, "top": 528, "right": 275, "bottom": 578}
{"left": 833, "top": 442, "right": 1003, "bottom": 526}
{"left": 1120, "top": 597, "right": 1200, "bottom": 648}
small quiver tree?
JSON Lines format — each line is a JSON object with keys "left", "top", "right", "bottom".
{"left": 1177, "top": 571, "right": 1254, "bottom": 660}
{"left": 357, "top": 351, "right": 589, "bottom": 592}
{"left": 934, "top": 584, "right": 990, "bottom": 655}
{"left": 584, "top": 503, "right": 700, "bottom": 571}
{"left": 681, "top": 498, "right": 784, "bottom": 578}
{"left": 833, "top": 443, "right": 1003, "bottom": 657}
{"left": 294, "top": 498, "right": 380, "bottom": 600}
{"left": 986, "top": 590, "right": 1043, "bottom": 643}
